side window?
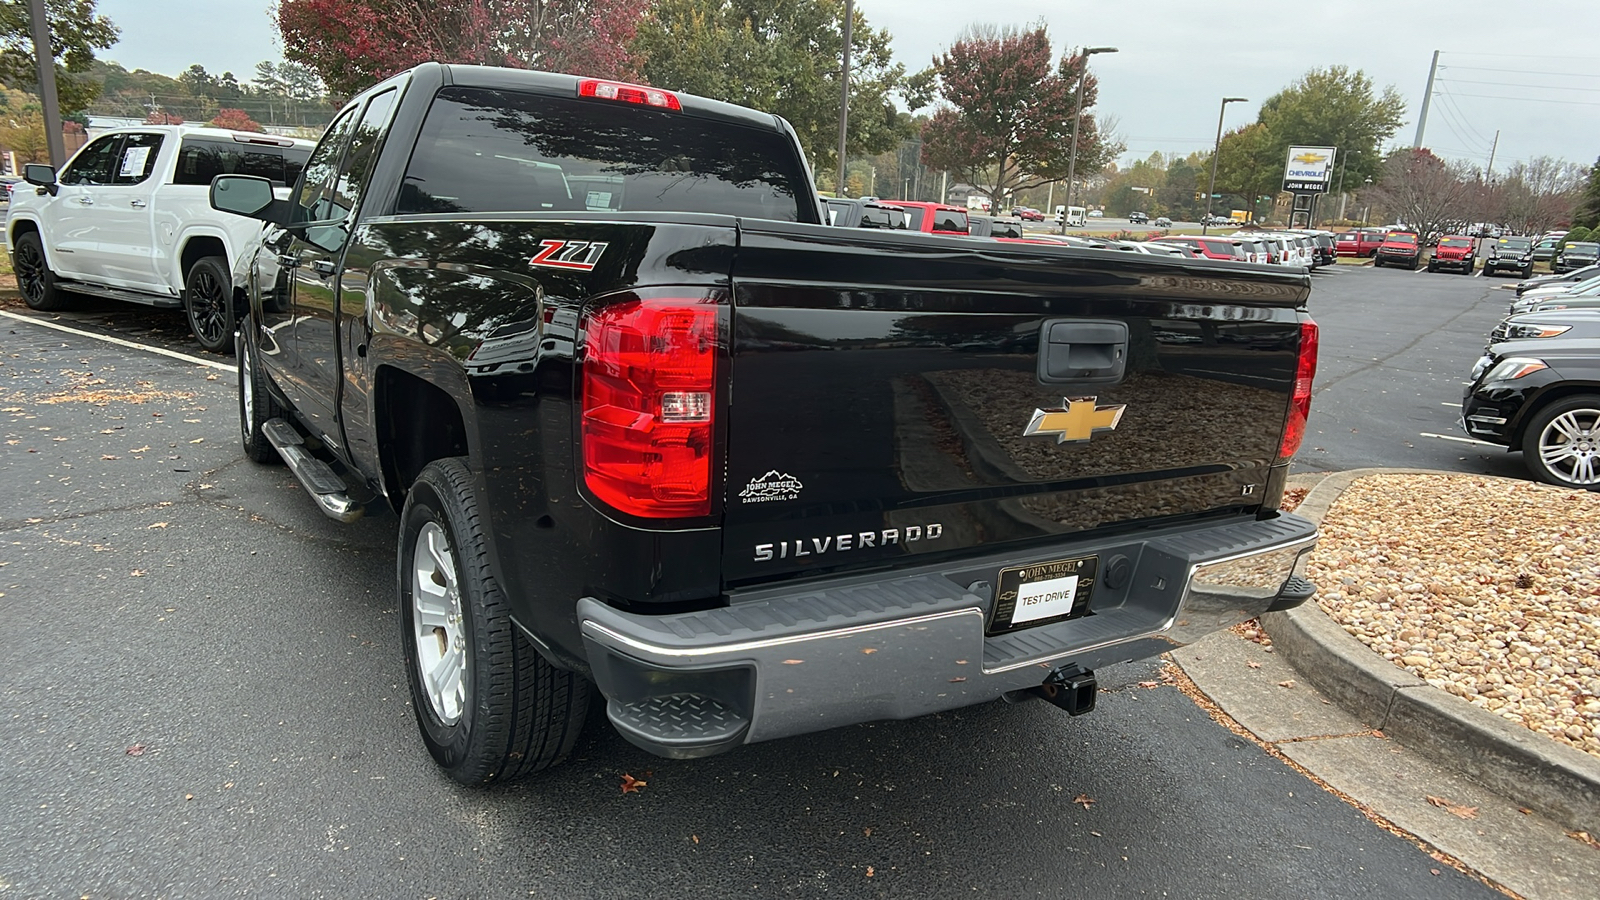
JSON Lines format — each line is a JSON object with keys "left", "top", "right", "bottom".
{"left": 296, "top": 104, "right": 361, "bottom": 221}
{"left": 112, "top": 133, "right": 165, "bottom": 185}
{"left": 328, "top": 89, "right": 397, "bottom": 224}
{"left": 59, "top": 135, "right": 123, "bottom": 186}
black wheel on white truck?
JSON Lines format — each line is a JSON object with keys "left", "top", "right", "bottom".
{"left": 13, "top": 231, "right": 69, "bottom": 311}
{"left": 184, "top": 255, "right": 236, "bottom": 354}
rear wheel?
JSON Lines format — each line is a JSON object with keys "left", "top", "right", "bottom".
{"left": 1522, "top": 395, "right": 1600, "bottom": 490}
{"left": 237, "top": 324, "right": 287, "bottom": 464}
{"left": 13, "top": 231, "right": 69, "bottom": 311}
{"left": 184, "top": 255, "right": 236, "bottom": 354}
{"left": 400, "top": 458, "right": 590, "bottom": 784}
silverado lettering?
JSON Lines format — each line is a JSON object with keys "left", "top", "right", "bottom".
{"left": 208, "top": 63, "right": 1320, "bottom": 786}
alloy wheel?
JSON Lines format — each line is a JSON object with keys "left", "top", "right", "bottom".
{"left": 1538, "top": 409, "right": 1600, "bottom": 486}
{"left": 412, "top": 522, "right": 467, "bottom": 725}
{"left": 187, "top": 266, "right": 229, "bottom": 347}
{"left": 14, "top": 238, "right": 45, "bottom": 305}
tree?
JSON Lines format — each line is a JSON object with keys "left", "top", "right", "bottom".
{"left": 209, "top": 107, "right": 261, "bottom": 132}
{"left": 635, "top": 0, "right": 908, "bottom": 179}
{"left": 277, "top": 0, "right": 649, "bottom": 97}
{"left": 1491, "top": 157, "right": 1587, "bottom": 236}
{"left": 1255, "top": 66, "right": 1406, "bottom": 189}
{"left": 0, "top": 88, "right": 49, "bottom": 163}
{"left": 1367, "top": 148, "right": 1476, "bottom": 241}
{"left": 1574, "top": 156, "right": 1600, "bottom": 229}
{"left": 918, "top": 24, "right": 1119, "bottom": 202}
{"left": 0, "top": 0, "right": 119, "bottom": 115}
{"left": 1210, "top": 122, "right": 1282, "bottom": 222}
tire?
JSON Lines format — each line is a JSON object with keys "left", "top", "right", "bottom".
{"left": 1427, "top": 263, "right": 1437, "bottom": 273}
{"left": 13, "top": 230, "right": 69, "bottom": 311}
{"left": 1373, "top": 258, "right": 1383, "bottom": 268}
{"left": 1521, "top": 395, "right": 1600, "bottom": 490}
{"left": 1523, "top": 266, "right": 1534, "bottom": 278}
{"left": 237, "top": 324, "right": 287, "bottom": 464}
{"left": 400, "top": 458, "right": 590, "bottom": 784}
{"left": 184, "top": 255, "right": 237, "bottom": 354}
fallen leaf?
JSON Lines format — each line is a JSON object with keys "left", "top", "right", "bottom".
{"left": 1426, "top": 795, "right": 1478, "bottom": 819}
{"left": 101, "top": 454, "right": 120, "bottom": 460}
{"left": 131, "top": 445, "right": 151, "bottom": 453}
{"left": 1568, "top": 830, "right": 1600, "bottom": 851}
{"left": 125, "top": 744, "right": 146, "bottom": 756}
{"left": 691, "top": 834, "right": 699, "bottom": 844}
{"left": 148, "top": 522, "right": 169, "bottom": 529}
{"left": 1137, "top": 680, "right": 1161, "bottom": 689}
{"left": 863, "top": 828, "right": 872, "bottom": 836}
{"left": 188, "top": 438, "right": 204, "bottom": 444}
{"left": 1276, "top": 680, "right": 1295, "bottom": 688}
{"left": 130, "top": 569, "right": 146, "bottom": 577}
{"left": 865, "top": 867, "right": 874, "bottom": 878}
{"left": 1518, "top": 807, "right": 1533, "bottom": 816}
{"left": 782, "top": 659, "right": 804, "bottom": 665}
{"left": 948, "top": 676, "right": 967, "bottom": 683}
{"left": 1430, "top": 868, "right": 1441, "bottom": 876}
{"left": 1074, "top": 793, "right": 1095, "bottom": 810}
{"left": 205, "top": 374, "right": 218, "bottom": 381}
{"left": 1246, "top": 660, "right": 1262, "bottom": 669}
{"left": 185, "top": 793, "right": 193, "bottom": 801}
{"left": 860, "top": 647, "right": 877, "bottom": 654}
{"left": 620, "top": 773, "right": 646, "bottom": 794}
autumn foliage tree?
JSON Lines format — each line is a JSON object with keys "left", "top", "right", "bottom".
{"left": 918, "top": 25, "right": 1119, "bottom": 203}
{"left": 277, "top": 0, "right": 649, "bottom": 97}
{"left": 1368, "top": 148, "right": 1477, "bottom": 240}
{"left": 209, "top": 107, "right": 263, "bottom": 132}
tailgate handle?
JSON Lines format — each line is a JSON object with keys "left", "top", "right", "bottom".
{"left": 1038, "top": 320, "right": 1127, "bottom": 386}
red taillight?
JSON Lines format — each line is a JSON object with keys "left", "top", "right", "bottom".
{"left": 1278, "top": 319, "right": 1319, "bottom": 460}
{"left": 581, "top": 296, "right": 719, "bottom": 518}
{"left": 577, "top": 79, "right": 682, "bottom": 111}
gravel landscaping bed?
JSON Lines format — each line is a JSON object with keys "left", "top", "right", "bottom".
{"left": 1307, "top": 473, "right": 1600, "bottom": 759}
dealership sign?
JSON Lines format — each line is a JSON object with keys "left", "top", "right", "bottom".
{"left": 1283, "top": 146, "right": 1337, "bottom": 193}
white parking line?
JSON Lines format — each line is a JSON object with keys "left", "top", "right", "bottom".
{"left": 1441, "top": 402, "right": 1459, "bottom": 406}
{"left": 1420, "top": 431, "right": 1500, "bottom": 447}
{"left": 0, "top": 309, "right": 232, "bottom": 371}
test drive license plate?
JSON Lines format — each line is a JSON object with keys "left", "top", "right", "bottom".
{"left": 988, "top": 555, "right": 1098, "bottom": 635}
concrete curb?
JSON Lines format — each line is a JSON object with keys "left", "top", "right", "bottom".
{"left": 1263, "top": 467, "right": 1600, "bottom": 833}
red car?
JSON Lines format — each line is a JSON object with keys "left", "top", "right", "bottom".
{"left": 1150, "top": 236, "right": 1248, "bottom": 262}
{"left": 1428, "top": 235, "right": 1477, "bottom": 275}
{"left": 1374, "top": 232, "right": 1422, "bottom": 269}
{"left": 1335, "top": 230, "right": 1385, "bottom": 258}
{"left": 879, "top": 201, "right": 969, "bottom": 235}
{"left": 1010, "top": 206, "right": 1045, "bottom": 222}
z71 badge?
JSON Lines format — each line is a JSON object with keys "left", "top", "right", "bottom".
{"left": 528, "top": 239, "right": 608, "bottom": 272}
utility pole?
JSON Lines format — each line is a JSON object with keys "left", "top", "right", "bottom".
{"left": 26, "top": 0, "right": 65, "bottom": 167}
{"left": 1413, "top": 50, "right": 1440, "bottom": 149}
{"left": 1204, "top": 97, "right": 1247, "bottom": 235}
{"left": 835, "top": 0, "right": 853, "bottom": 197}
{"left": 1062, "top": 46, "right": 1117, "bottom": 233}
{"left": 1485, "top": 129, "right": 1500, "bottom": 182}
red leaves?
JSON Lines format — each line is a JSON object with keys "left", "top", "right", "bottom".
{"left": 619, "top": 773, "right": 646, "bottom": 794}
{"left": 125, "top": 744, "right": 146, "bottom": 756}
{"left": 209, "top": 108, "right": 264, "bottom": 133}
{"left": 1425, "top": 795, "right": 1478, "bottom": 819}
{"left": 277, "top": 0, "right": 650, "bottom": 97}
{"left": 1073, "top": 793, "right": 1095, "bottom": 810}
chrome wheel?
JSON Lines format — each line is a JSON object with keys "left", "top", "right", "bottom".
{"left": 411, "top": 522, "right": 467, "bottom": 725}
{"left": 1537, "top": 409, "right": 1600, "bottom": 486}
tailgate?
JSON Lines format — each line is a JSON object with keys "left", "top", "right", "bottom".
{"left": 721, "top": 222, "right": 1311, "bottom": 587}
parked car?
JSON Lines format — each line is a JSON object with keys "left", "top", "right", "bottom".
{"left": 825, "top": 197, "right": 910, "bottom": 230}
{"left": 1153, "top": 216, "right": 1172, "bottom": 228}
{"left": 1463, "top": 334, "right": 1600, "bottom": 488}
{"left": 5, "top": 125, "right": 314, "bottom": 351}
{"left": 1374, "top": 232, "right": 1422, "bottom": 269}
{"left": 1428, "top": 235, "right": 1477, "bottom": 274}
{"left": 1128, "top": 211, "right": 1148, "bottom": 224}
{"left": 1517, "top": 264, "right": 1600, "bottom": 295}
{"left": 206, "top": 63, "right": 1320, "bottom": 783}
{"left": 1487, "top": 310, "right": 1600, "bottom": 347}
{"left": 1294, "top": 231, "right": 1337, "bottom": 267}
{"left": 967, "top": 214, "right": 1024, "bottom": 238}
{"left": 1510, "top": 274, "right": 1600, "bottom": 314}
{"left": 1151, "top": 235, "right": 1249, "bottom": 262}
{"left": 1484, "top": 237, "right": 1535, "bottom": 278}
{"left": 879, "top": 200, "right": 970, "bottom": 235}
{"left": 1532, "top": 237, "right": 1562, "bottom": 262}
{"left": 0, "top": 174, "right": 21, "bottom": 203}
{"left": 1334, "top": 230, "right": 1384, "bottom": 258}
{"left": 1555, "top": 241, "right": 1600, "bottom": 274}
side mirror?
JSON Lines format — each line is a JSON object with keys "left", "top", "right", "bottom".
{"left": 210, "top": 174, "right": 287, "bottom": 225}
{"left": 24, "top": 163, "right": 57, "bottom": 196}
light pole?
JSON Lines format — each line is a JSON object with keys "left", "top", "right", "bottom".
{"left": 1203, "top": 96, "right": 1247, "bottom": 234}
{"left": 1062, "top": 45, "right": 1117, "bottom": 233}
{"left": 1360, "top": 176, "right": 1373, "bottom": 226}
{"left": 835, "top": 0, "right": 853, "bottom": 197}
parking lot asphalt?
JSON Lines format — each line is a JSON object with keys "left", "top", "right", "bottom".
{"left": 0, "top": 278, "right": 1517, "bottom": 898}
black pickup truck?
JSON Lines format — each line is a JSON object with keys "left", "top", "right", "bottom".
{"left": 209, "top": 63, "right": 1320, "bottom": 785}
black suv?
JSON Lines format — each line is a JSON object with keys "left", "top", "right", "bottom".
{"left": 1555, "top": 241, "right": 1600, "bottom": 274}
{"left": 1484, "top": 236, "right": 1535, "bottom": 278}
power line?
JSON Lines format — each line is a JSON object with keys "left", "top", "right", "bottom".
{"left": 1446, "top": 92, "right": 1600, "bottom": 106}
{"left": 1442, "top": 65, "right": 1600, "bottom": 79}
{"left": 1439, "top": 77, "right": 1600, "bottom": 93}
{"left": 1443, "top": 51, "right": 1600, "bottom": 61}
{"left": 1433, "top": 89, "right": 1494, "bottom": 151}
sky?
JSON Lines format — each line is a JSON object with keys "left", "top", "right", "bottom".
{"left": 95, "top": 1, "right": 1600, "bottom": 173}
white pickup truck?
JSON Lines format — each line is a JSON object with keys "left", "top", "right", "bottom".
{"left": 6, "top": 125, "right": 314, "bottom": 352}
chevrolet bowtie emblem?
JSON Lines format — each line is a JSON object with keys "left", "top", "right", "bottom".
{"left": 1024, "top": 397, "right": 1126, "bottom": 443}
{"left": 1292, "top": 151, "right": 1327, "bottom": 165}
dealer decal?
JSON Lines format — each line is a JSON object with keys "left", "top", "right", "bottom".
{"left": 528, "top": 240, "right": 608, "bottom": 272}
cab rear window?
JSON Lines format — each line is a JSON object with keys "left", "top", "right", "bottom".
{"left": 174, "top": 138, "right": 309, "bottom": 187}
{"left": 398, "top": 86, "right": 808, "bottom": 221}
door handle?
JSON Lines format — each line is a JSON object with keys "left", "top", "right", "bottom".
{"left": 130, "top": 199, "right": 146, "bottom": 208}
{"left": 277, "top": 254, "right": 300, "bottom": 268}
{"left": 310, "top": 259, "right": 337, "bottom": 278}
{"left": 1037, "top": 320, "right": 1128, "bottom": 386}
